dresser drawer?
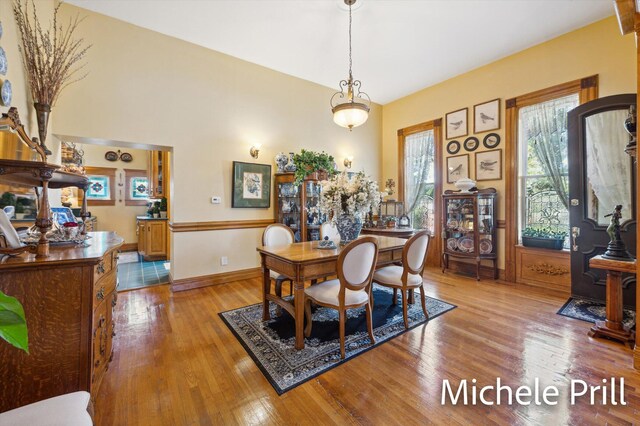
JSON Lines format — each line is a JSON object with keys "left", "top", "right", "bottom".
{"left": 94, "top": 269, "right": 116, "bottom": 306}
{"left": 93, "top": 251, "right": 114, "bottom": 283}
{"left": 91, "top": 298, "right": 108, "bottom": 390}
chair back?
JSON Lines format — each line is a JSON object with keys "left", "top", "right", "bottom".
{"left": 337, "top": 236, "right": 378, "bottom": 294}
{"left": 320, "top": 222, "right": 339, "bottom": 240}
{"left": 403, "top": 230, "right": 431, "bottom": 275}
{"left": 262, "top": 224, "right": 294, "bottom": 247}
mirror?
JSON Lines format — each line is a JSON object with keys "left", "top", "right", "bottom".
{"left": 585, "top": 109, "right": 635, "bottom": 225}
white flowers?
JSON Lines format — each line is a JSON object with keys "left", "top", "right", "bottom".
{"left": 319, "top": 171, "right": 380, "bottom": 220}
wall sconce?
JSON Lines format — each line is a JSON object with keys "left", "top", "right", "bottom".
{"left": 343, "top": 156, "right": 353, "bottom": 169}
{"left": 250, "top": 144, "right": 261, "bottom": 159}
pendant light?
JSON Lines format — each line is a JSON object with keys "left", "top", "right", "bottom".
{"left": 331, "top": 0, "right": 370, "bottom": 131}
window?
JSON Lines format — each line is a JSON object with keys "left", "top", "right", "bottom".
{"left": 517, "top": 94, "right": 578, "bottom": 245}
{"left": 124, "top": 169, "right": 149, "bottom": 206}
{"left": 82, "top": 167, "right": 116, "bottom": 206}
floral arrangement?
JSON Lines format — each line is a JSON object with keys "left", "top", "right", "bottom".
{"left": 319, "top": 171, "right": 380, "bottom": 220}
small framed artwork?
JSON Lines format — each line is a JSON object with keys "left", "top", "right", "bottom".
{"left": 474, "top": 99, "right": 500, "bottom": 133}
{"left": 483, "top": 132, "right": 501, "bottom": 149}
{"left": 475, "top": 149, "right": 502, "bottom": 181}
{"left": 446, "top": 140, "right": 461, "bottom": 155}
{"left": 445, "top": 108, "right": 468, "bottom": 139}
{"left": 446, "top": 154, "right": 469, "bottom": 183}
{"left": 463, "top": 136, "right": 479, "bottom": 152}
{"left": 232, "top": 161, "right": 271, "bottom": 208}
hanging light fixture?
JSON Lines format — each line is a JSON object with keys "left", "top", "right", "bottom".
{"left": 331, "top": 0, "right": 370, "bottom": 131}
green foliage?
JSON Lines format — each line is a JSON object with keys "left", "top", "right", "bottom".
{"left": 159, "top": 197, "right": 168, "bottom": 212}
{"left": 292, "top": 150, "right": 336, "bottom": 185}
{"left": 0, "top": 192, "right": 16, "bottom": 209}
{"left": 522, "top": 226, "right": 568, "bottom": 240}
{"left": 153, "top": 201, "right": 161, "bottom": 214}
{"left": 0, "top": 290, "right": 29, "bottom": 353}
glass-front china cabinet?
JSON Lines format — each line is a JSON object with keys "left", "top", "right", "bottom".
{"left": 274, "top": 172, "right": 324, "bottom": 242}
{"left": 441, "top": 188, "right": 497, "bottom": 280}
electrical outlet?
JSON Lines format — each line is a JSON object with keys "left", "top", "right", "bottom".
{"left": 211, "top": 196, "right": 221, "bottom": 204}
{"left": 220, "top": 256, "right": 228, "bottom": 266}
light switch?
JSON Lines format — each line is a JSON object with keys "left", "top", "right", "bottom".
{"left": 211, "top": 196, "right": 221, "bottom": 204}
{"left": 220, "top": 256, "right": 228, "bottom": 266}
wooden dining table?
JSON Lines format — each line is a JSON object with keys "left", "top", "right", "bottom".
{"left": 257, "top": 236, "right": 407, "bottom": 350}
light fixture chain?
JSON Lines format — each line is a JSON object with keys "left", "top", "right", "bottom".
{"left": 348, "top": 2, "right": 352, "bottom": 80}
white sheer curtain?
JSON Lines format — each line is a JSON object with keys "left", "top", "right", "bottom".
{"left": 404, "top": 130, "right": 434, "bottom": 214}
{"left": 586, "top": 109, "right": 632, "bottom": 224}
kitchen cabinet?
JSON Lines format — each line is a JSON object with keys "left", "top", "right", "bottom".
{"left": 148, "top": 150, "right": 170, "bottom": 199}
{"left": 137, "top": 217, "right": 167, "bottom": 261}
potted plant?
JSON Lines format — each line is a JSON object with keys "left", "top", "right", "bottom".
{"left": 385, "top": 216, "right": 397, "bottom": 228}
{"left": 14, "top": 203, "right": 26, "bottom": 220}
{"left": 0, "top": 290, "right": 28, "bottom": 353}
{"left": 521, "top": 227, "right": 568, "bottom": 250}
{"left": 159, "top": 197, "right": 168, "bottom": 219}
{"left": 152, "top": 201, "right": 161, "bottom": 218}
{"left": 292, "top": 150, "right": 336, "bottom": 185}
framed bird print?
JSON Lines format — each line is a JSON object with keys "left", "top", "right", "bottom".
{"left": 474, "top": 99, "right": 500, "bottom": 133}
{"left": 445, "top": 108, "right": 468, "bottom": 139}
{"left": 475, "top": 149, "right": 502, "bottom": 181}
{"left": 232, "top": 161, "right": 271, "bottom": 208}
{"left": 446, "top": 154, "right": 469, "bottom": 183}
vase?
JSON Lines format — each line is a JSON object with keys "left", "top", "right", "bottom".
{"left": 275, "top": 152, "right": 288, "bottom": 173}
{"left": 33, "top": 102, "right": 52, "bottom": 155}
{"left": 284, "top": 152, "right": 296, "bottom": 172}
{"left": 335, "top": 213, "right": 362, "bottom": 245}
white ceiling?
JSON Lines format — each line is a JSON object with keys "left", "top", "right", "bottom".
{"left": 66, "top": 0, "right": 614, "bottom": 105}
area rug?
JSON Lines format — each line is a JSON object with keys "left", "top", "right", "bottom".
{"left": 220, "top": 284, "right": 456, "bottom": 394}
{"left": 557, "top": 296, "right": 636, "bottom": 329}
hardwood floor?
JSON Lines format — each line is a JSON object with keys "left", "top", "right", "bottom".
{"left": 96, "top": 268, "right": 639, "bottom": 425}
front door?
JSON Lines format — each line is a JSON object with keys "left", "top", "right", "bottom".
{"left": 567, "top": 94, "right": 636, "bottom": 306}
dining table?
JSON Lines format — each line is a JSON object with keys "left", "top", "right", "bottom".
{"left": 256, "top": 235, "right": 407, "bottom": 350}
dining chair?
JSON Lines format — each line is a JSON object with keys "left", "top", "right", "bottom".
{"left": 303, "top": 236, "right": 378, "bottom": 359}
{"left": 372, "top": 230, "right": 430, "bottom": 329}
{"left": 262, "top": 224, "right": 294, "bottom": 314}
{"left": 320, "top": 222, "right": 340, "bottom": 241}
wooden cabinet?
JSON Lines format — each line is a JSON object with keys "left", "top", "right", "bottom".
{"left": 274, "top": 172, "right": 324, "bottom": 242}
{"left": 0, "top": 231, "right": 123, "bottom": 413}
{"left": 441, "top": 188, "right": 498, "bottom": 280}
{"left": 137, "top": 218, "right": 167, "bottom": 261}
{"left": 148, "top": 150, "right": 169, "bottom": 199}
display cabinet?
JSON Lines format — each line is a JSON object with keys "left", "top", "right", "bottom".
{"left": 274, "top": 172, "right": 324, "bottom": 242}
{"left": 148, "top": 150, "right": 170, "bottom": 199}
{"left": 441, "top": 188, "right": 497, "bottom": 280}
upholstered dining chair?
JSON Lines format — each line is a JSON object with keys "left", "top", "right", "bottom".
{"left": 304, "top": 236, "right": 378, "bottom": 359}
{"left": 372, "top": 230, "right": 430, "bottom": 329}
{"left": 320, "top": 222, "right": 340, "bottom": 241}
{"left": 262, "top": 224, "right": 294, "bottom": 314}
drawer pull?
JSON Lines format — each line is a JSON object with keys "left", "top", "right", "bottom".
{"left": 96, "top": 287, "right": 105, "bottom": 301}
{"left": 97, "top": 262, "right": 105, "bottom": 274}
{"left": 111, "top": 297, "right": 117, "bottom": 308}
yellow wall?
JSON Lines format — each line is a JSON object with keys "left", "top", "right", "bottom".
{"left": 382, "top": 16, "right": 636, "bottom": 269}
{"left": 53, "top": 5, "right": 382, "bottom": 279}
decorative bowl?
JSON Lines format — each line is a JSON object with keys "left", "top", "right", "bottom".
{"left": 455, "top": 178, "right": 476, "bottom": 193}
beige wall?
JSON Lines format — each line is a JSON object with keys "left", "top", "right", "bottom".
{"left": 53, "top": 5, "right": 382, "bottom": 279}
{"left": 382, "top": 16, "right": 636, "bottom": 269}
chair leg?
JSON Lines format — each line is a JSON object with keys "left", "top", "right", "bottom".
{"left": 339, "top": 309, "right": 346, "bottom": 359}
{"left": 392, "top": 288, "right": 398, "bottom": 306}
{"left": 400, "top": 289, "right": 409, "bottom": 329}
{"left": 275, "top": 279, "right": 283, "bottom": 317}
{"left": 419, "top": 285, "right": 429, "bottom": 320}
{"left": 365, "top": 302, "right": 375, "bottom": 345}
{"left": 304, "top": 297, "right": 313, "bottom": 337}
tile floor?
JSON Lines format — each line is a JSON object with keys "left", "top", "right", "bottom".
{"left": 117, "top": 252, "right": 170, "bottom": 291}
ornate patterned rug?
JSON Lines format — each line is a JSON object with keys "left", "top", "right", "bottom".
{"left": 220, "top": 284, "right": 456, "bottom": 394}
{"left": 557, "top": 297, "right": 636, "bottom": 329}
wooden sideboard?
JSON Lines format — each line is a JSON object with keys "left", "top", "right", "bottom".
{"left": 0, "top": 231, "right": 123, "bottom": 412}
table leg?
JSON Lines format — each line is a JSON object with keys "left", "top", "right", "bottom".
{"left": 262, "top": 264, "right": 271, "bottom": 321}
{"left": 294, "top": 280, "right": 305, "bottom": 350}
{"left": 588, "top": 269, "right": 635, "bottom": 347}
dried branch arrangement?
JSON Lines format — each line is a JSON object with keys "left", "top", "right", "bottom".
{"left": 13, "top": 0, "right": 91, "bottom": 106}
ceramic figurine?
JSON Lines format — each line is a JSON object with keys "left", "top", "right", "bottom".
{"left": 275, "top": 152, "right": 288, "bottom": 173}
{"left": 284, "top": 152, "right": 297, "bottom": 172}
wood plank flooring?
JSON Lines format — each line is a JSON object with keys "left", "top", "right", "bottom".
{"left": 96, "top": 268, "right": 640, "bottom": 425}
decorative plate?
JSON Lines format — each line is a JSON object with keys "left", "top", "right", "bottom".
{"left": 458, "top": 237, "right": 474, "bottom": 252}
{"left": 447, "top": 140, "right": 461, "bottom": 155}
{"left": 446, "top": 218, "right": 458, "bottom": 229}
{"left": 1, "top": 79, "right": 11, "bottom": 106}
{"left": 479, "top": 238, "right": 493, "bottom": 254}
{"left": 464, "top": 136, "right": 479, "bottom": 152}
{"left": 447, "top": 237, "right": 458, "bottom": 251}
{"left": 483, "top": 133, "right": 501, "bottom": 149}
{"left": 120, "top": 152, "right": 133, "bottom": 162}
{"left": 0, "top": 47, "right": 6, "bottom": 75}
{"left": 104, "top": 151, "right": 118, "bottom": 161}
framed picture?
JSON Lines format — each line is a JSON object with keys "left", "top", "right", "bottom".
{"left": 445, "top": 108, "right": 468, "bottom": 139}
{"left": 232, "top": 161, "right": 271, "bottom": 208}
{"left": 446, "top": 154, "right": 469, "bottom": 183}
{"left": 475, "top": 149, "right": 502, "bottom": 181}
{"left": 474, "top": 99, "right": 500, "bottom": 133}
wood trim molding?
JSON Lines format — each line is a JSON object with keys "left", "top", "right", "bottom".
{"left": 119, "top": 242, "right": 138, "bottom": 252}
{"left": 123, "top": 168, "right": 148, "bottom": 206}
{"left": 170, "top": 267, "right": 262, "bottom": 292}
{"left": 504, "top": 75, "right": 598, "bottom": 282}
{"left": 169, "top": 219, "right": 275, "bottom": 232}
{"left": 614, "top": 0, "right": 636, "bottom": 34}
{"left": 81, "top": 166, "right": 116, "bottom": 207}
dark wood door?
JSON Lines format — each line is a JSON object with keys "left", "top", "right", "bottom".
{"left": 568, "top": 94, "right": 636, "bottom": 306}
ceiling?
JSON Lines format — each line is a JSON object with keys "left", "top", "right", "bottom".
{"left": 66, "top": 0, "right": 614, "bottom": 105}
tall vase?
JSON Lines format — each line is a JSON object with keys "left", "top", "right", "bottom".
{"left": 34, "top": 102, "right": 52, "bottom": 155}
{"left": 335, "top": 213, "right": 363, "bottom": 245}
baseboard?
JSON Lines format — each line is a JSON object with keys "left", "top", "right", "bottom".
{"left": 170, "top": 267, "right": 262, "bottom": 292}
{"left": 446, "top": 258, "right": 506, "bottom": 281}
{"left": 120, "top": 243, "right": 138, "bottom": 252}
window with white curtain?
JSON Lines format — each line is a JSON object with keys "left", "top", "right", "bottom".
{"left": 517, "top": 94, "right": 579, "bottom": 244}
{"left": 404, "top": 129, "right": 435, "bottom": 233}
